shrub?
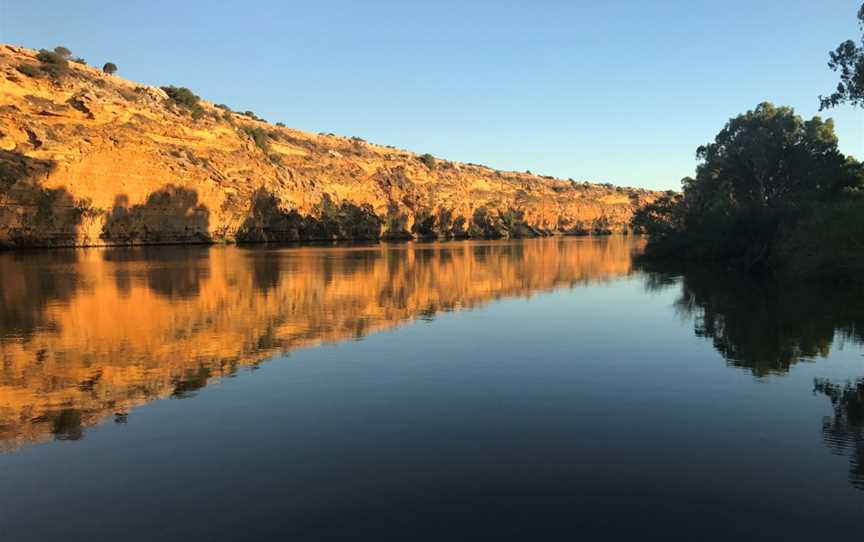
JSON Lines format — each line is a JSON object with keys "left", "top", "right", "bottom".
{"left": 241, "top": 126, "right": 271, "bottom": 152}
{"left": 470, "top": 207, "right": 496, "bottom": 237}
{"left": 102, "top": 62, "right": 118, "bottom": 75}
{"left": 53, "top": 46, "right": 72, "bottom": 59}
{"left": 436, "top": 208, "right": 453, "bottom": 236}
{"left": 161, "top": 86, "right": 199, "bottom": 108}
{"left": 37, "top": 49, "right": 66, "bottom": 64}
{"left": 117, "top": 87, "right": 139, "bottom": 102}
{"left": 160, "top": 86, "right": 205, "bottom": 120}
{"left": 275, "top": 122, "right": 285, "bottom": 128}
{"left": 411, "top": 208, "right": 436, "bottom": 237}
{"left": 35, "top": 49, "right": 69, "bottom": 79}
{"left": 72, "top": 57, "right": 86, "bottom": 65}
{"left": 215, "top": 103, "right": 231, "bottom": 111}
{"left": 592, "top": 216, "right": 612, "bottom": 235}
{"left": 773, "top": 195, "right": 864, "bottom": 281}
{"left": 501, "top": 208, "right": 533, "bottom": 237}
{"left": 16, "top": 64, "right": 41, "bottom": 78}
{"left": 418, "top": 153, "right": 436, "bottom": 170}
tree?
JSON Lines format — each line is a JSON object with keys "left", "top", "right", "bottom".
{"left": 102, "top": 62, "right": 118, "bottom": 75}
{"left": 687, "top": 103, "right": 856, "bottom": 211}
{"left": 630, "top": 193, "right": 685, "bottom": 236}
{"left": 633, "top": 103, "right": 862, "bottom": 264}
{"left": 820, "top": 3, "right": 864, "bottom": 109}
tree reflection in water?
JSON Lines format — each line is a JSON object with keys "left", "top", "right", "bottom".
{"left": 639, "top": 260, "right": 864, "bottom": 489}
{"left": 815, "top": 378, "right": 864, "bottom": 489}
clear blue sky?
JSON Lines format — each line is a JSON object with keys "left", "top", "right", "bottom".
{"left": 3, "top": 0, "right": 863, "bottom": 190}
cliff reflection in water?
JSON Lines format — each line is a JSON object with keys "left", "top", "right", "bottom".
{"left": 639, "top": 262, "right": 864, "bottom": 489}
{"left": 0, "top": 237, "right": 638, "bottom": 450}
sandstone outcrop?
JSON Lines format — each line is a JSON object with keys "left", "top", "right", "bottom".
{"left": 0, "top": 45, "right": 658, "bottom": 247}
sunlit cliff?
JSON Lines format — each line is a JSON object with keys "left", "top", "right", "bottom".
{"left": 0, "top": 45, "right": 659, "bottom": 247}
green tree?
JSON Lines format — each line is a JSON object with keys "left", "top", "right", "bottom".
{"left": 102, "top": 62, "right": 118, "bottom": 75}
{"left": 634, "top": 103, "right": 861, "bottom": 265}
{"left": 821, "top": 3, "right": 864, "bottom": 109}
{"left": 688, "top": 103, "right": 856, "bottom": 210}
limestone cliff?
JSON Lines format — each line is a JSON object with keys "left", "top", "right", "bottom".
{"left": 0, "top": 45, "right": 657, "bottom": 247}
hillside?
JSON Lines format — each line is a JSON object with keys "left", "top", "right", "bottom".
{"left": 0, "top": 45, "right": 658, "bottom": 247}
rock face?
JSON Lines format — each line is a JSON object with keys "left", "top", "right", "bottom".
{"left": 0, "top": 45, "right": 658, "bottom": 247}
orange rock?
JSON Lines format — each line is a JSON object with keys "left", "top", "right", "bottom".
{"left": 0, "top": 44, "right": 660, "bottom": 247}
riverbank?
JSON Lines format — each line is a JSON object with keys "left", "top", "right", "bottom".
{"left": 1, "top": 44, "right": 659, "bottom": 249}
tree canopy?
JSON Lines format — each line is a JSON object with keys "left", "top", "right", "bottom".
{"left": 820, "top": 3, "right": 864, "bottom": 109}
{"left": 632, "top": 102, "right": 862, "bottom": 265}
{"left": 686, "top": 103, "right": 857, "bottom": 211}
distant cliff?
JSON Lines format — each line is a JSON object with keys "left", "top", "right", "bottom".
{"left": 0, "top": 45, "right": 658, "bottom": 248}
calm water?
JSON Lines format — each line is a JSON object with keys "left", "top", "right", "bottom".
{"left": 1, "top": 237, "right": 863, "bottom": 540}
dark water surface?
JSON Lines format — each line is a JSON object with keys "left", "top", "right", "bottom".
{"left": 1, "top": 237, "right": 863, "bottom": 540}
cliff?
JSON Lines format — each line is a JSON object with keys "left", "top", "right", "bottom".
{"left": 0, "top": 45, "right": 658, "bottom": 247}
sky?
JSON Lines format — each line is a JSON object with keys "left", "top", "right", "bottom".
{"left": 2, "top": 0, "right": 863, "bottom": 191}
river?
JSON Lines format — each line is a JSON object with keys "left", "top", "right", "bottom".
{"left": 1, "top": 237, "right": 862, "bottom": 539}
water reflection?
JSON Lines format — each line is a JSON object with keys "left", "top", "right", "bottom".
{"left": 639, "top": 263, "right": 864, "bottom": 376}
{"left": 814, "top": 378, "right": 864, "bottom": 489}
{"left": 0, "top": 237, "right": 638, "bottom": 450}
{"left": 0, "top": 250, "right": 80, "bottom": 338}
{"left": 639, "top": 261, "right": 864, "bottom": 489}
